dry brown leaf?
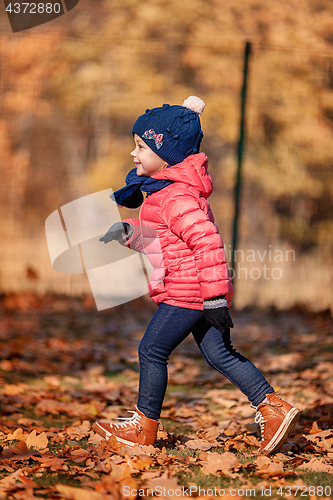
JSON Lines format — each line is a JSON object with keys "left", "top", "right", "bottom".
{"left": 255, "top": 455, "right": 272, "bottom": 468}
{"left": 2, "top": 384, "right": 27, "bottom": 396}
{"left": 255, "top": 455, "right": 286, "bottom": 477}
{"left": 0, "top": 466, "right": 15, "bottom": 473}
{"left": 174, "top": 406, "right": 196, "bottom": 418}
{"left": 7, "top": 442, "right": 29, "bottom": 455}
{"left": 125, "top": 454, "right": 153, "bottom": 471}
{"left": 35, "top": 399, "right": 100, "bottom": 418}
{"left": 275, "top": 452, "right": 290, "bottom": 460}
{"left": 12, "top": 472, "right": 37, "bottom": 488}
{"left": 106, "top": 435, "right": 121, "bottom": 452}
{"left": 305, "top": 429, "right": 333, "bottom": 452}
{"left": 17, "top": 418, "right": 40, "bottom": 427}
{"left": 25, "top": 431, "right": 48, "bottom": 450}
{"left": 185, "top": 439, "right": 216, "bottom": 450}
{"left": 88, "top": 433, "right": 103, "bottom": 445}
{"left": 56, "top": 484, "right": 106, "bottom": 500}
{"left": 11, "top": 491, "right": 41, "bottom": 500}
{"left": 31, "top": 455, "right": 68, "bottom": 471}
{"left": 242, "top": 434, "right": 260, "bottom": 447}
{"left": 34, "top": 399, "right": 62, "bottom": 416}
{"left": 306, "top": 429, "right": 333, "bottom": 442}
{"left": 196, "top": 427, "right": 220, "bottom": 442}
{"left": 95, "top": 474, "right": 137, "bottom": 498}
{"left": 126, "top": 444, "right": 158, "bottom": 456}
{"left": 70, "top": 448, "right": 89, "bottom": 456}
{"left": 0, "top": 468, "right": 36, "bottom": 498}
{"left": 222, "top": 421, "right": 242, "bottom": 437}
{"left": 95, "top": 436, "right": 121, "bottom": 460}
{"left": 256, "top": 461, "right": 285, "bottom": 478}
{"left": 199, "top": 451, "right": 240, "bottom": 476}
{"left": 5, "top": 428, "right": 27, "bottom": 442}
{"left": 109, "top": 462, "right": 136, "bottom": 481}
{"left": 297, "top": 457, "right": 333, "bottom": 473}
{"left": 224, "top": 437, "right": 246, "bottom": 451}
{"left": 309, "top": 421, "right": 323, "bottom": 434}
{"left": 66, "top": 421, "right": 91, "bottom": 440}
{"left": 155, "top": 447, "right": 176, "bottom": 466}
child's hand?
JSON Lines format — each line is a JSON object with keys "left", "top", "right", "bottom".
{"left": 99, "top": 222, "right": 133, "bottom": 244}
{"left": 203, "top": 295, "right": 234, "bottom": 332}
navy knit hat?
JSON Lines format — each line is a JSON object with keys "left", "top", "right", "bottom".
{"left": 132, "top": 96, "right": 205, "bottom": 166}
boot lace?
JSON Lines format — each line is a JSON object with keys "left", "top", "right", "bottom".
{"left": 112, "top": 411, "right": 142, "bottom": 430}
{"left": 254, "top": 410, "right": 266, "bottom": 441}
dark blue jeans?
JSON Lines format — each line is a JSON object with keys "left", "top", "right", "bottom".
{"left": 137, "top": 303, "right": 274, "bottom": 419}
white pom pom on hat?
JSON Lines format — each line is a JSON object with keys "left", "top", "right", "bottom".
{"left": 182, "top": 96, "right": 205, "bottom": 116}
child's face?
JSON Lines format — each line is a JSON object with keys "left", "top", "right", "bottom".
{"left": 131, "top": 134, "right": 168, "bottom": 177}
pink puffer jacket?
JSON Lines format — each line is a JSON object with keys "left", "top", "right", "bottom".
{"left": 123, "top": 153, "right": 233, "bottom": 310}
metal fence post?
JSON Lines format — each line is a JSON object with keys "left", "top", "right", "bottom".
{"left": 231, "top": 41, "right": 252, "bottom": 288}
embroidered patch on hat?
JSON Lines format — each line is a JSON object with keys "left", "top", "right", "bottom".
{"left": 143, "top": 129, "right": 163, "bottom": 150}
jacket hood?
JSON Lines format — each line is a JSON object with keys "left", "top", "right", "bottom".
{"left": 152, "top": 153, "right": 213, "bottom": 199}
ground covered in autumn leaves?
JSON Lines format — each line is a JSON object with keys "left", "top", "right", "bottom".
{"left": 0, "top": 293, "right": 332, "bottom": 499}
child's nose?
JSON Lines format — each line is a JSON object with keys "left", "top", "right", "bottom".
{"left": 130, "top": 148, "right": 136, "bottom": 157}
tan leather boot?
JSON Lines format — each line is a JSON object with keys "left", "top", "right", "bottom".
{"left": 253, "top": 393, "right": 300, "bottom": 455}
{"left": 91, "top": 407, "right": 158, "bottom": 447}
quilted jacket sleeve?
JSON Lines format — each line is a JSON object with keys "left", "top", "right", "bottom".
{"left": 161, "top": 190, "right": 231, "bottom": 300}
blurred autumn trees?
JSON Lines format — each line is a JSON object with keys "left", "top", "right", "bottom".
{"left": 0, "top": 0, "right": 332, "bottom": 309}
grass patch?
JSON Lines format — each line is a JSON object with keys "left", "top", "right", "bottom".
{"left": 297, "top": 472, "right": 333, "bottom": 487}
{"left": 176, "top": 470, "right": 247, "bottom": 491}
{"left": 168, "top": 448, "right": 199, "bottom": 459}
{"left": 33, "top": 473, "right": 82, "bottom": 488}
{"left": 160, "top": 419, "right": 194, "bottom": 436}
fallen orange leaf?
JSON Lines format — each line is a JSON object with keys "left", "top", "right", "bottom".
{"left": 5, "top": 428, "right": 27, "bottom": 442}
{"left": 125, "top": 454, "right": 153, "bottom": 471}
{"left": 199, "top": 451, "right": 240, "bottom": 476}
{"left": 309, "top": 421, "right": 322, "bottom": 434}
{"left": 185, "top": 439, "right": 216, "bottom": 450}
{"left": 56, "top": 484, "right": 106, "bottom": 500}
{"left": 26, "top": 431, "right": 48, "bottom": 450}
{"left": 66, "top": 420, "right": 91, "bottom": 440}
{"left": 256, "top": 461, "right": 285, "bottom": 478}
{"left": 196, "top": 427, "right": 220, "bottom": 442}
{"left": 298, "top": 457, "right": 333, "bottom": 473}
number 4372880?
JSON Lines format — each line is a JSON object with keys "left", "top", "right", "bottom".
{"left": 277, "top": 485, "right": 331, "bottom": 496}
{"left": 6, "top": 3, "right": 61, "bottom": 14}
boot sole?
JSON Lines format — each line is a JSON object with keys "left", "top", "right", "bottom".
{"left": 91, "top": 422, "right": 138, "bottom": 447}
{"left": 259, "top": 407, "right": 300, "bottom": 455}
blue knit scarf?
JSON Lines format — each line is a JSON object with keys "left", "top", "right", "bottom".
{"left": 110, "top": 168, "right": 174, "bottom": 208}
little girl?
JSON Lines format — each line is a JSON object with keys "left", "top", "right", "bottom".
{"left": 92, "top": 96, "right": 300, "bottom": 455}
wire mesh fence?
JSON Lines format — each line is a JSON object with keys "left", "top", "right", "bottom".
{"left": 0, "top": 25, "right": 332, "bottom": 311}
